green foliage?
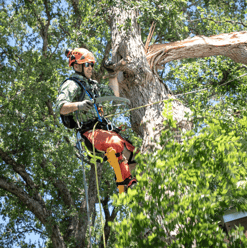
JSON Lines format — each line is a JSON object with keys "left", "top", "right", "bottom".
{"left": 111, "top": 95, "right": 247, "bottom": 246}
{"left": 1, "top": 0, "right": 247, "bottom": 246}
{"left": 0, "top": 0, "right": 113, "bottom": 246}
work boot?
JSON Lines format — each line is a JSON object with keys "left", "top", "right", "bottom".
{"left": 126, "top": 177, "right": 137, "bottom": 192}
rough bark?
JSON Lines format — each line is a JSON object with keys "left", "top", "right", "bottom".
{"left": 50, "top": 225, "right": 66, "bottom": 248}
{"left": 110, "top": 8, "right": 192, "bottom": 152}
{"left": 109, "top": 13, "right": 247, "bottom": 152}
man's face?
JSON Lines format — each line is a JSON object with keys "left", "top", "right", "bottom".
{"left": 83, "top": 63, "right": 93, "bottom": 79}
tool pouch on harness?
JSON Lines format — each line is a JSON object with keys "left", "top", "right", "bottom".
{"left": 60, "top": 114, "right": 78, "bottom": 129}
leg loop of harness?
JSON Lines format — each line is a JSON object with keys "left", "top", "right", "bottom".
{"left": 80, "top": 140, "right": 104, "bottom": 164}
{"left": 116, "top": 176, "right": 137, "bottom": 193}
{"left": 128, "top": 151, "right": 137, "bottom": 165}
{"left": 116, "top": 176, "right": 137, "bottom": 187}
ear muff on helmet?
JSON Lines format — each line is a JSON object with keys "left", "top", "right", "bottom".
{"left": 70, "top": 55, "right": 76, "bottom": 64}
{"left": 65, "top": 48, "right": 72, "bottom": 57}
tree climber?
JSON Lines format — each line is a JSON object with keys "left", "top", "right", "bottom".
{"left": 55, "top": 48, "right": 138, "bottom": 194}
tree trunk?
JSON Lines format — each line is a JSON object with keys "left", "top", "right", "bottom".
{"left": 110, "top": 8, "right": 192, "bottom": 152}
{"left": 109, "top": 7, "right": 192, "bottom": 246}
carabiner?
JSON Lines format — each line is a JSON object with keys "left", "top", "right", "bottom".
{"left": 107, "top": 122, "right": 113, "bottom": 131}
{"left": 105, "top": 118, "right": 113, "bottom": 131}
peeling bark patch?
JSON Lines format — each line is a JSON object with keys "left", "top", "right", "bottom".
{"left": 231, "top": 34, "right": 238, "bottom": 39}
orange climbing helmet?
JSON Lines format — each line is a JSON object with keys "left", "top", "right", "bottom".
{"left": 65, "top": 48, "right": 96, "bottom": 67}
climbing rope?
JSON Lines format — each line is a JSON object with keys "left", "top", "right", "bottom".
{"left": 76, "top": 131, "right": 93, "bottom": 248}
{"left": 104, "top": 72, "right": 247, "bottom": 120}
{"left": 104, "top": 93, "right": 182, "bottom": 119}
{"left": 92, "top": 121, "right": 106, "bottom": 248}
{"left": 76, "top": 125, "right": 106, "bottom": 248}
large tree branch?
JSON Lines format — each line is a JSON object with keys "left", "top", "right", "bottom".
{"left": 0, "top": 176, "right": 47, "bottom": 225}
{"left": 0, "top": 148, "right": 48, "bottom": 216}
{"left": 147, "top": 31, "right": 247, "bottom": 71}
{"left": 70, "top": 0, "right": 82, "bottom": 28}
{"left": 94, "top": 40, "right": 112, "bottom": 82}
{"left": 0, "top": 148, "right": 34, "bottom": 188}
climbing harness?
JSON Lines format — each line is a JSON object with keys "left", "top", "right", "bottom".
{"left": 60, "top": 77, "right": 130, "bottom": 129}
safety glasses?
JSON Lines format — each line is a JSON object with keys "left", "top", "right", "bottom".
{"left": 83, "top": 62, "right": 94, "bottom": 68}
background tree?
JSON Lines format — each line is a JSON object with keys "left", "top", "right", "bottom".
{"left": 0, "top": 0, "right": 247, "bottom": 247}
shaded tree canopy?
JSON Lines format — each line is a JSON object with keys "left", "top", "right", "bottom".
{"left": 1, "top": 0, "right": 247, "bottom": 247}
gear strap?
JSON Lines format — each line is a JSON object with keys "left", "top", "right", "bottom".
{"left": 116, "top": 176, "right": 137, "bottom": 187}
{"left": 116, "top": 179, "right": 131, "bottom": 186}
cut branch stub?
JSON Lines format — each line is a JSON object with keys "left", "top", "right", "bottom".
{"left": 103, "top": 59, "right": 130, "bottom": 79}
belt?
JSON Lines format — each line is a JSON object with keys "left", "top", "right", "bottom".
{"left": 79, "top": 118, "right": 109, "bottom": 135}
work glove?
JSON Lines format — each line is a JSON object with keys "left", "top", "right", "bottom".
{"left": 77, "top": 100, "right": 94, "bottom": 112}
{"left": 103, "top": 60, "right": 115, "bottom": 73}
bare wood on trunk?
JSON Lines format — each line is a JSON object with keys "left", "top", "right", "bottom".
{"left": 147, "top": 31, "right": 247, "bottom": 71}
